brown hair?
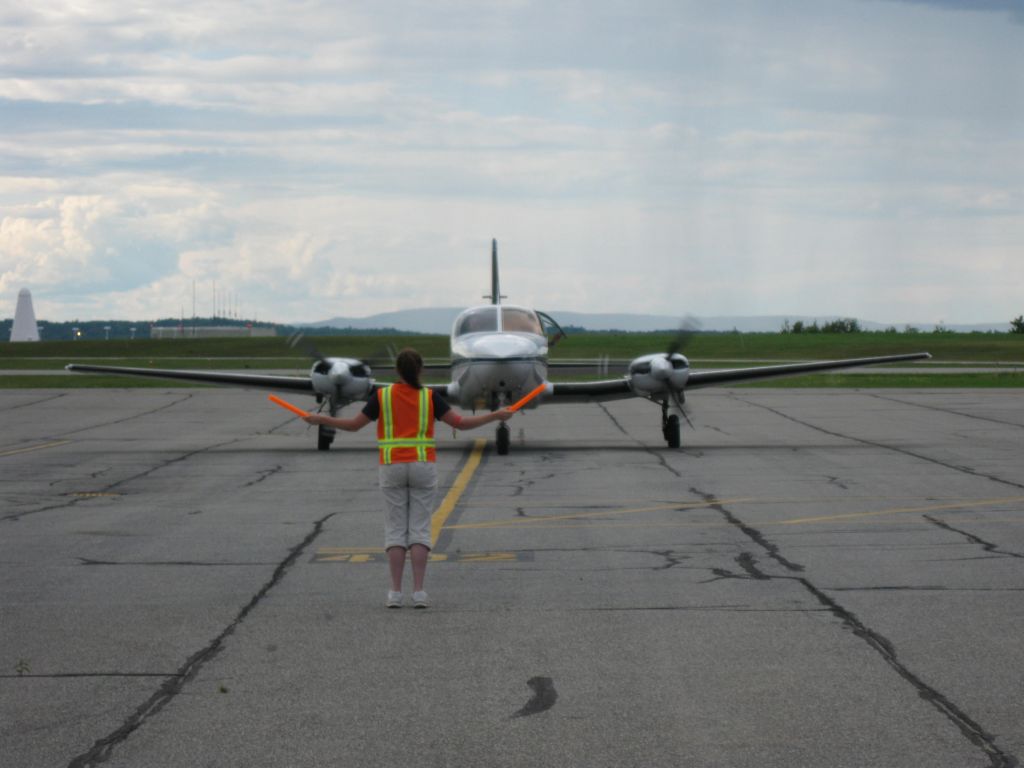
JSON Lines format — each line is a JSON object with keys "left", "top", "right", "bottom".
{"left": 395, "top": 348, "right": 423, "bottom": 388}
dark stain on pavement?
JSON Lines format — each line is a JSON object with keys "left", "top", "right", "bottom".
{"left": 512, "top": 676, "right": 558, "bottom": 718}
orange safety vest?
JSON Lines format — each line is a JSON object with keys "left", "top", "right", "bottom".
{"left": 376, "top": 382, "right": 436, "bottom": 464}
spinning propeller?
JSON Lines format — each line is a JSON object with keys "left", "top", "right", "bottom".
{"left": 662, "top": 317, "right": 701, "bottom": 430}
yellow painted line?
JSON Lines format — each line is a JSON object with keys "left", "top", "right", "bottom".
{"left": 446, "top": 498, "right": 753, "bottom": 531}
{"left": 459, "top": 552, "right": 518, "bottom": 562}
{"left": 0, "top": 440, "right": 71, "bottom": 458}
{"left": 430, "top": 438, "right": 487, "bottom": 546}
{"left": 311, "top": 550, "right": 517, "bottom": 564}
{"left": 777, "top": 496, "right": 1024, "bottom": 526}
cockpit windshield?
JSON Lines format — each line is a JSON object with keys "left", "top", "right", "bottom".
{"left": 501, "top": 307, "right": 543, "bottom": 334}
{"left": 454, "top": 307, "right": 498, "bottom": 336}
{"left": 453, "top": 306, "right": 544, "bottom": 337}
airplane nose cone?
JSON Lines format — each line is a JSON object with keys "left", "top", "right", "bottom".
{"left": 465, "top": 334, "right": 537, "bottom": 359}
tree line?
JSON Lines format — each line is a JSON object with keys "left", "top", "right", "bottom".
{"left": 783, "top": 317, "right": 1024, "bottom": 335}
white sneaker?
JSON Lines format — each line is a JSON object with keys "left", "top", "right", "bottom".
{"left": 386, "top": 590, "right": 403, "bottom": 608}
{"left": 412, "top": 590, "right": 429, "bottom": 609}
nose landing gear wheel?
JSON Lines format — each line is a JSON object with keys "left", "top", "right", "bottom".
{"left": 318, "top": 425, "right": 335, "bottom": 451}
{"left": 496, "top": 421, "right": 511, "bottom": 455}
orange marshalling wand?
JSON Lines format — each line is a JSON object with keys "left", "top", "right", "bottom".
{"left": 268, "top": 394, "right": 310, "bottom": 418}
{"left": 508, "top": 382, "right": 547, "bottom": 412}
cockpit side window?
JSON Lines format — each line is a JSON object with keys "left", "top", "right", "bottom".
{"left": 454, "top": 307, "right": 498, "bottom": 336}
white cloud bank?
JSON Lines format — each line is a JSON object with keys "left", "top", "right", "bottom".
{"left": 1, "top": 0, "right": 1022, "bottom": 325}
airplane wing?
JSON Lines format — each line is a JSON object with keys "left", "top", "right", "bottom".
{"left": 544, "top": 352, "right": 932, "bottom": 402}
{"left": 684, "top": 352, "right": 932, "bottom": 388}
{"left": 548, "top": 379, "right": 634, "bottom": 402}
{"left": 64, "top": 364, "right": 315, "bottom": 393}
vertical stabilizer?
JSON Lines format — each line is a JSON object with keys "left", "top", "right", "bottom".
{"left": 10, "top": 288, "right": 40, "bottom": 342}
{"left": 490, "top": 238, "right": 501, "bottom": 306}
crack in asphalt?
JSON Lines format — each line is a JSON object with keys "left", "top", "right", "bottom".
{"left": 242, "top": 464, "right": 283, "bottom": 488}
{"left": 687, "top": 484, "right": 1020, "bottom": 768}
{"left": 77, "top": 558, "right": 274, "bottom": 567}
{"left": 66, "top": 512, "right": 336, "bottom": 768}
{"left": 692, "top": 489, "right": 804, "bottom": 573}
{"left": 573, "top": 402, "right": 1019, "bottom": 761}
{"left": 266, "top": 415, "right": 301, "bottom": 435}
{"left": 59, "top": 394, "right": 196, "bottom": 440}
{"left": 2, "top": 436, "right": 248, "bottom": 523}
{"left": 798, "top": 577, "right": 1018, "bottom": 768}
{"left": 595, "top": 401, "right": 687, "bottom": 477}
{"left": 1, "top": 672, "right": 183, "bottom": 679}
{"left": 868, "top": 393, "right": 1024, "bottom": 430}
{"left": 923, "top": 515, "right": 1024, "bottom": 560}
{"left": 830, "top": 586, "right": 1024, "bottom": 592}
{"left": 0, "top": 393, "right": 68, "bottom": 411}
{"left": 731, "top": 394, "right": 1024, "bottom": 492}
{"left": 826, "top": 475, "right": 849, "bottom": 490}
{"left": 101, "top": 438, "right": 244, "bottom": 493}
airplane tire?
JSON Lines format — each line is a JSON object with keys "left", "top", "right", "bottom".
{"left": 317, "top": 425, "right": 334, "bottom": 451}
{"left": 664, "top": 414, "right": 681, "bottom": 448}
{"left": 496, "top": 423, "right": 510, "bottom": 455}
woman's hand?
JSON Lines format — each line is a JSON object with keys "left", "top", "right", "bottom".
{"left": 494, "top": 408, "right": 515, "bottom": 422}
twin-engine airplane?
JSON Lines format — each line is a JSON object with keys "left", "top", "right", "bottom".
{"left": 67, "top": 240, "right": 930, "bottom": 454}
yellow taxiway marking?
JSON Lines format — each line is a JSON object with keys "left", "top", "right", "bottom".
{"left": 438, "top": 496, "right": 1024, "bottom": 534}
{"left": 777, "top": 496, "right": 1024, "bottom": 526}
{"left": 445, "top": 498, "right": 753, "bottom": 531}
{"left": 0, "top": 439, "right": 71, "bottom": 458}
{"left": 312, "top": 550, "right": 522, "bottom": 564}
{"left": 430, "top": 438, "right": 487, "bottom": 547}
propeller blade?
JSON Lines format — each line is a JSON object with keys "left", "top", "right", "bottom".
{"left": 670, "top": 389, "right": 695, "bottom": 430}
{"left": 666, "top": 315, "right": 702, "bottom": 358}
{"left": 287, "top": 331, "right": 326, "bottom": 363}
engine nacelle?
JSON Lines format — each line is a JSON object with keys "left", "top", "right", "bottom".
{"left": 310, "top": 357, "right": 374, "bottom": 401}
{"left": 627, "top": 352, "right": 690, "bottom": 396}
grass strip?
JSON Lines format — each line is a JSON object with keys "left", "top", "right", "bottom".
{"left": 4, "top": 372, "right": 1022, "bottom": 389}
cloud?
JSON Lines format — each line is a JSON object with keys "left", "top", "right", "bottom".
{"left": 1, "top": 0, "right": 1022, "bottom": 325}
{"left": 874, "top": 0, "right": 1024, "bottom": 20}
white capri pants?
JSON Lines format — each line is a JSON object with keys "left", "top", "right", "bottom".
{"left": 379, "top": 461, "right": 438, "bottom": 550}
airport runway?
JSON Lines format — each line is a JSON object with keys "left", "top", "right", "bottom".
{"left": 2, "top": 388, "right": 1022, "bottom": 767}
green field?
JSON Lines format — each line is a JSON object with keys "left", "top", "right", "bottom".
{"left": 2, "top": 332, "right": 1022, "bottom": 388}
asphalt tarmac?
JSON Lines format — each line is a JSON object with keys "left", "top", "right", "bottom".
{"left": 2, "top": 387, "right": 1022, "bottom": 768}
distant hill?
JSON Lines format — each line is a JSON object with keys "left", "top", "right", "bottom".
{"left": 303, "top": 309, "right": 1011, "bottom": 334}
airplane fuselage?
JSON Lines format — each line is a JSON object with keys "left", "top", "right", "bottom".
{"left": 447, "top": 303, "right": 549, "bottom": 410}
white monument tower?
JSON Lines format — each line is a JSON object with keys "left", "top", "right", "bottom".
{"left": 10, "top": 288, "right": 41, "bottom": 342}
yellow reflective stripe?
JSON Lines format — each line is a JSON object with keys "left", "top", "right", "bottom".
{"left": 381, "top": 387, "right": 394, "bottom": 464}
{"left": 379, "top": 439, "right": 436, "bottom": 447}
{"left": 417, "top": 388, "right": 430, "bottom": 461}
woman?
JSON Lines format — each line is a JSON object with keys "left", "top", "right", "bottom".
{"left": 303, "top": 348, "right": 513, "bottom": 609}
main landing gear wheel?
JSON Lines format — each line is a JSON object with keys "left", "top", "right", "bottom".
{"left": 318, "top": 425, "right": 335, "bottom": 451}
{"left": 663, "top": 414, "right": 681, "bottom": 448}
{"left": 661, "top": 400, "right": 681, "bottom": 448}
{"left": 496, "top": 421, "right": 511, "bottom": 455}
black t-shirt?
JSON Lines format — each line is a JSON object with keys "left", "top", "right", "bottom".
{"left": 361, "top": 387, "right": 451, "bottom": 421}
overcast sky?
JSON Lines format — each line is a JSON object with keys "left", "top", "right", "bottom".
{"left": 1, "top": 0, "right": 1022, "bottom": 326}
